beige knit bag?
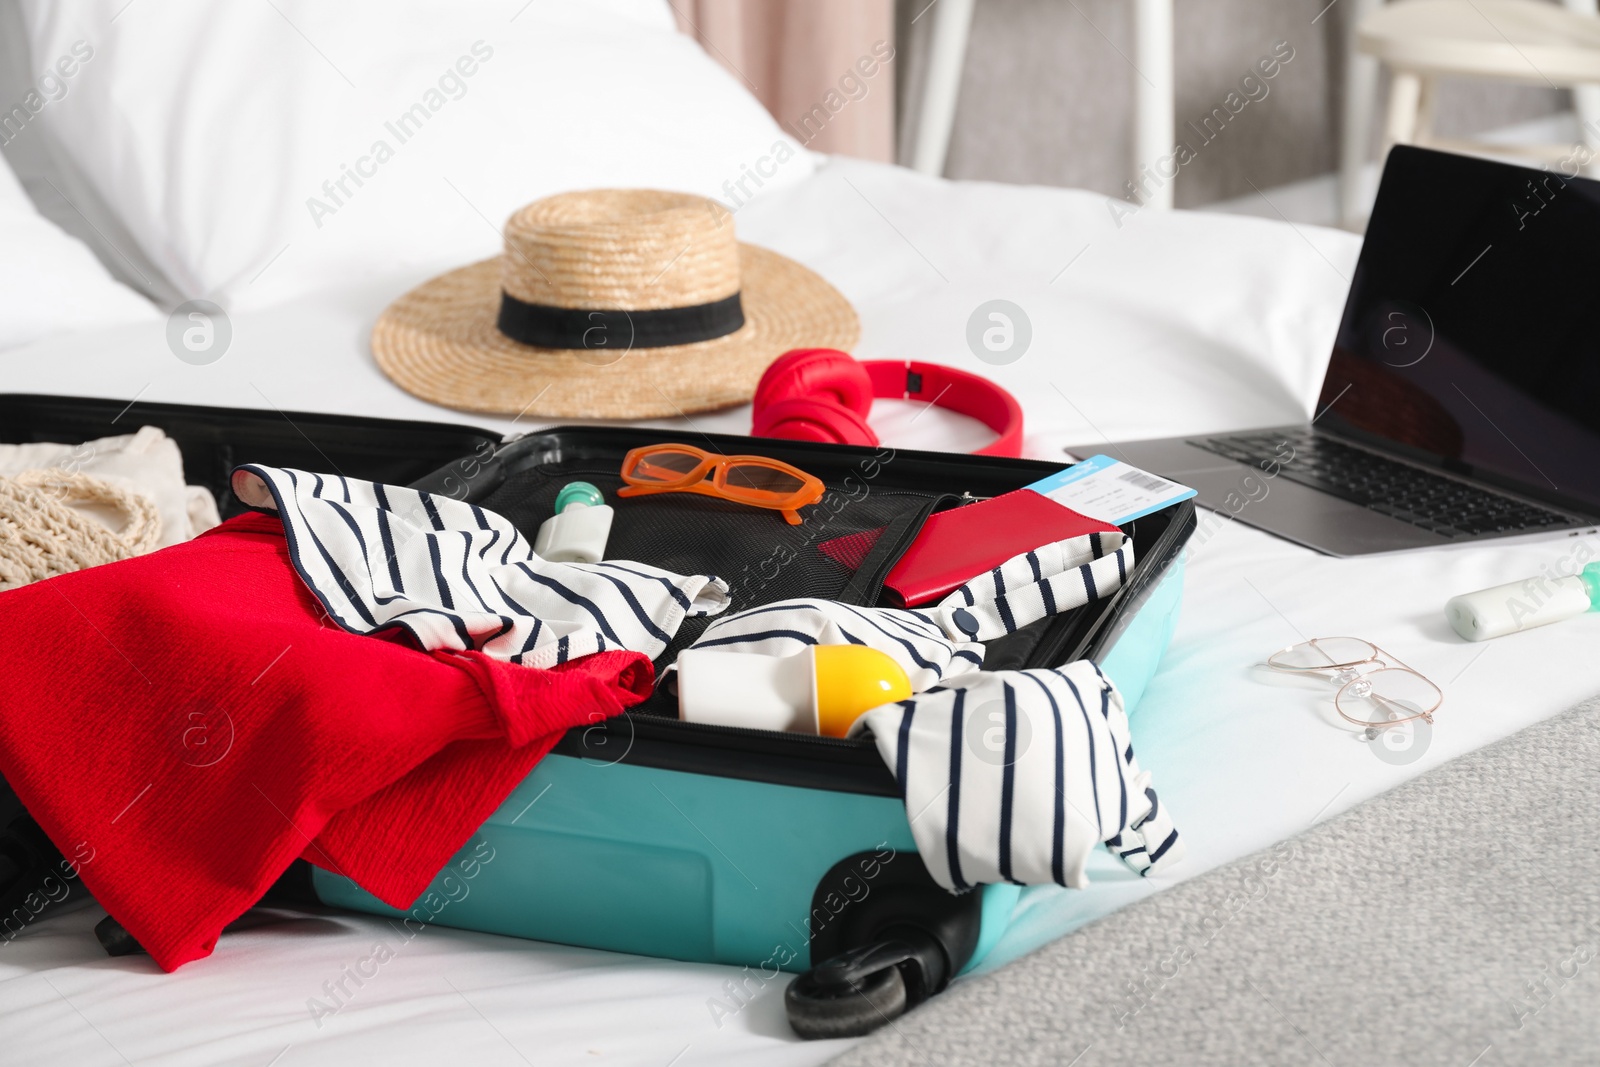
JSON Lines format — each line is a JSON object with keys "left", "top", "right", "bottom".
{"left": 0, "top": 469, "right": 162, "bottom": 591}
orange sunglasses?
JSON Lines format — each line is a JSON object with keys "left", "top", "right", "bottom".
{"left": 616, "top": 443, "right": 825, "bottom": 525}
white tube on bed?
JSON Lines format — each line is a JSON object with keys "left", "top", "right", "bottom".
{"left": 1446, "top": 568, "right": 1599, "bottom": 641}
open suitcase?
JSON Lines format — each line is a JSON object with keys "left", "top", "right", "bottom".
{"left": 0, "top": 394, "right": 1195, "bottom": 1037}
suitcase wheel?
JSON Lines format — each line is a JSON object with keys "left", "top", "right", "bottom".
{"left": 785, "top": 929, "right": 944, "bottom": 1039}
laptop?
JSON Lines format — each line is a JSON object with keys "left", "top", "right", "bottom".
{"left": 1083, "top": 145, "right": 1600, "bottom": 556}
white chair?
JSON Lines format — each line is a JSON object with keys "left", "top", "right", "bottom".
{"left": 903, "top": 0, "right": 977, "bottom": 179}
{"left": 905, "top": 0, "right": 1176, "bottom": 209}
{"left": 1340, "top": 0, "right": 1600, "bottom": 228}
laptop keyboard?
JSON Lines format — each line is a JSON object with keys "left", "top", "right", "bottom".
{"left": 1190, "top": 432, "right": 1580, "bottom": 538}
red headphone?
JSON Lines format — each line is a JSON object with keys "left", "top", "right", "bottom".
{"left": 751, "top": 349, "right": 1024, "bottom": 457}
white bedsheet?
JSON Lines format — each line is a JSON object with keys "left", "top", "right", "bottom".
{"left": 3, "top": 156, "right": 1596, "bottom": 1066}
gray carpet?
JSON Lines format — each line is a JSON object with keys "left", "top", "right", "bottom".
{"left": 830, "top": 695, "right": 1600, "bottom": 1067}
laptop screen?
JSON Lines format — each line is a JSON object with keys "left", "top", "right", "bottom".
{"left": 1316, "top": 145, "right": 1600, "bottom": 514}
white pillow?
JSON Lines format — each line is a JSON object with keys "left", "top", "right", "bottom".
{"left": 0, "top": 0, "right": 178, "bottom": 305}
{"left": 0, "top": 153, "right": 158, "bottom": 350}
{"left": 17, "top": 0, "right": 815, "bottom": 312}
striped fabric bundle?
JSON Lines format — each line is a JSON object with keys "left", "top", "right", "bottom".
{"left": 669, "top": 597, "right": 985, "bottom": 693}
{"left": 237, "top": 465, "right": 730, "bottom": 669}
{"left": 933, "top": 530, "right": 1133, "bottom": 642}
{"left": 670, "top": 532, "right": 1133, "bottom": 693}
{"left": 853, "top": 662, "right": 1183, "bottom": 891}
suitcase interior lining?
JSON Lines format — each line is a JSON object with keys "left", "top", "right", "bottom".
{"left": 0, "top": 399, "right": 1194, "bottom": 792}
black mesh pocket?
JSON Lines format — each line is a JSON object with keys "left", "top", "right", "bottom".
{"left": 475, "top": 461, "right": 942, "bottom": 695}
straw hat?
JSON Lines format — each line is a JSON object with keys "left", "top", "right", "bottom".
{"left": 372, "top": 189, "right": 860, "bottom": 419}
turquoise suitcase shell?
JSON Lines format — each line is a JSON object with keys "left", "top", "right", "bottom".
{"left": 313, "top": 432, "right": 1195, "bottom": 980}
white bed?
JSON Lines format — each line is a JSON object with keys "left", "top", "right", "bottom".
{"left": 3, "top": 150, "right": 1598, "bottom": 1066}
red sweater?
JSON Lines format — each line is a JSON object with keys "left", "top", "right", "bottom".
{"left": 0, "top": 513, "right": 652, "bottom": 971}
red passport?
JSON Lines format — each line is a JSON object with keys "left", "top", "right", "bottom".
{"left": 879, "top": 489, "right": 1120, "bottom": 608}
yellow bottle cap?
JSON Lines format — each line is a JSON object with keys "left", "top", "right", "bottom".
{"left": 812, "top": 645, "right": 913, "bottom": 738}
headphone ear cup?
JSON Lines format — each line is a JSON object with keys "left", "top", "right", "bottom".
{"left": 754, "top": 348, "right": 875, "bottom": 417}
{"left": 752, "top": 397, "right": 879, "bottom": 448}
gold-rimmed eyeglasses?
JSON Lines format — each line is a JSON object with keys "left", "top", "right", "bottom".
{"left": 1264, "top": 637, "right": 1441, "bottom": 737}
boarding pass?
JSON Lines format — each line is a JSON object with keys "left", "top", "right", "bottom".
{"left": 1026, "top": 454, "right": 1196, "bottom": 526}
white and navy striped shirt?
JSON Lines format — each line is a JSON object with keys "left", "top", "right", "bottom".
{"left": 238, "top": 465, "right": 730, "bottom": 669}
{"left": 237, "top": 465, "right": 1178, "bottom": 890}
{"left": 853, "top": 662, "right": 1183, "bottom": 890}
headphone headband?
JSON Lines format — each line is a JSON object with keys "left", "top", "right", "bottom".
{"left": 862, "top": 360, "right": 1024, "bottom": 457}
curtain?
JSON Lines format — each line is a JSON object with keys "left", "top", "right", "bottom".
{"left": 671, "top": 0, "right": 896, "bottom": 162}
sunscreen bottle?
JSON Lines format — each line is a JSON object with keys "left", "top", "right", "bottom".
{"left": 1446, "top": 563, "right": 1600, "bottom": 641}
{"left": 676, "top": 646, "right": 913, "bottom": 737}
{"left": 534, "top": 482, "right": 613, "bottom": 564}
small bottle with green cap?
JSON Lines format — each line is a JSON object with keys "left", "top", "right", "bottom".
{"left": 534, "top": 481, "right": 613, "bottom": 564}
{"left": 1446, "top": 561, "right": 1600, "bottom": 641}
